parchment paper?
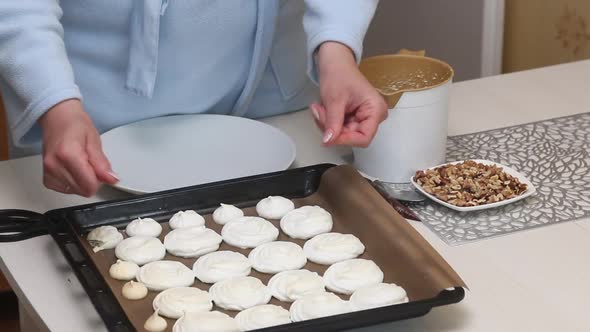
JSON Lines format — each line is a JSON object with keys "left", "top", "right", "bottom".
{"left": 80, "top": 165, "right": 466, "bottom": 331}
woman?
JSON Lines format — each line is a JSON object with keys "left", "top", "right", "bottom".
{"left": 0, "top": 1, "right": 387, "bottom": 197}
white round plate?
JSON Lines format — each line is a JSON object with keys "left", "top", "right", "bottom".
{"left": 101, "top": 114, "right": 296, "bottom": 194}
{"left": 410, "top": 159, "right": 536, "bottom": 212}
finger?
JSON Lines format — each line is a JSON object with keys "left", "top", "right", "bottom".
{"left": 331, "top": 129, "right": 372, "bottom": 147}
{"left": 310, "top": 103, "right": 328, "bottom": 127}
{"left": 343, "top": 112, "right": 358, "bottom": 126}
{"left": 43, "top": 173, "right": 69, "bottom": 194}
{"left": 43, "top": 174, "right": 75, "bottom": 194}
{"left": 57, "top": 167, "right": 84, "bottom": 195}
{"left": 334, "top": 121, "right": 379, "bottom": 147}
{"left": 332, "top": 114, "right": 380, "bottom": 147}
{"left": 87, "top": 133, "right": 119, "bottom": 184}
{"left": 309, "top": 103, "right": 326, "bottom": 131}
{"left": 43, "top": 155, "right": 82, "bottom": 194}
{"left": 55, "top": 162, "right": 88, "bottom": 196}
{"left": 55, "top": 145, "right": 100, "bottom": 197}
{"left": 310, "top": 103, "right": 321, "bottom": 123}
{"left": 358, "top": 97, "right": 388, "bottom": 124}
{"left": 322, "top": 98, "right": 346, "bottom": 145}
{"left": 316, "top": 104, "right": 327, "bottom": 126}
{"left": 357, "top": 112, "right": 381, "bottom": 143}
{"left": 348, "top": 101, "right": 383, "bottom": 143}
{"left": 344, "top": 120, "right": 360, "bottom": 132}
{"left": 312, "top": 116, "right": 325, "bottom": 132}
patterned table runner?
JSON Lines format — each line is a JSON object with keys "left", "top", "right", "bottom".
{"left": 409, "top": 112, "right": 590, "bottom": 245}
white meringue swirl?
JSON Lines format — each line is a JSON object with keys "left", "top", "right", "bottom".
{"left": 122, "top": 280, "right": 148, "bottom": 300}
{"left": 125, "top": 217, "right": 162, "bottom": 237}
{"left": 350, "top": 283, "right": 409, "bottom": 311}
{"left": 289, "top": 292, "right": 350, "bottom": 322}
{"left": 152, "top": 287, "right": 212, "bottom": 319}
{"left": 169, "top": 210, "right": 205, "bottom": 229}
{"left": 209, "top": 276, "right": 271, "bottom": 311}
{"left": 280, "top": 206, "right": 333, "bottom": 240}
{"left": 303, "top": 232, "right": 365, "bottom": 265}
{"left": 255, "top": 196, "right": 294, "bottom": 219}
{"left": 212, "top": 204, "right": 244, "bottom": 225}
{"left": 248, "top": 241, "right": 307, "bottom": 274}
{"left": 164, "top": 227, "right": 222, "bottom": 258}
{"left": 144, "top": 310, "right": 167, "bottom": 332}
{"left": 268, "top": 269, "right": 325, "bottom": 302}
{"left": 115, "top": 236, "right": 166, "bottom": 266}
{"left": 136, "top": 260, "right": 195, "bottom": 291}
{"left": 109, "top": 260, "right": 140, "bottom": 281}
{"left": 173, "top": 311, "right": 239, "bottom": 332}
{"left": 235, "top": 304, "right": 291, "bottom": 331}
{"left": 193, "top": 251, "right": 251, "bottom": 284}
{"left": 221, "top": 217, "right": 278, "bottom": 249}
{"left": 323, "top": 259, "right": 384, "bottom": 295}
{"left": 87, "top": 226, "right": 123, "bottom": 252}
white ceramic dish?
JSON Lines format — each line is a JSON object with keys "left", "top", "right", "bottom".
{"left": 101, "top": 114, "right": 296, "bottom": 194}
{"left": 410, "top": 159, "right": 536, "bottom": 212}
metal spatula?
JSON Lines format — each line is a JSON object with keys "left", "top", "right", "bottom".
{"left": 373, "top": 181, "right": 426, "bottom": 202}
{"left": 368, "top": 180, "right": 423, "bottom": 221}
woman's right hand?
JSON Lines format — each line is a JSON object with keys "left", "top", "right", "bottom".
{"left": 39, "top": 99, "right": 118, "bottom": 197}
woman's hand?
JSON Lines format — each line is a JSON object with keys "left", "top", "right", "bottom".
{"left": 311, "top": 41, "right": 388, "bottom": 147}
{"left": 39, "top": 99, "right": 118, "bottom": 197}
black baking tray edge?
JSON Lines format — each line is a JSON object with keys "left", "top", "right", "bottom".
{"left": 43, "top": 163, "right": 464, "bottom": 332}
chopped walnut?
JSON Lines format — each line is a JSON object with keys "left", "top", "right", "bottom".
{"left": 414, "top": 160, "right": 528, "bottom": 207}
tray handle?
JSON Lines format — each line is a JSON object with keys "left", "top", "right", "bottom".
{"left": 0, "top": 209, "right": 49, "bottom": 242}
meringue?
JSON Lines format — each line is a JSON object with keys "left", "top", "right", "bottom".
{"left": 173, "top": 311, "right": 239, "bottom": 332}
{"left": 193, "top": 251, "right": 251, "bottom": 284}
{"left": 109, "top": 260, "right": 140, "bottom": 281}
{"left": 137, "top": 260, "right": 195, "bottom": 291}
{"left": 268, "top": 269, "right": 325, "bottom": 302}
{"left": 122, "top": 280, "right": 148, "bottom": 300}
{"left": 248, "top": 241, "right": 307, "bottom": 274}
{"left": 221, "top": 217, "right": 279, "bottom": 249}
{"left": 164, "top": 227, "right": 222, "bottom": 258}
{"left": 290, "top": 292, "right": 350, "bottom": 322}
{"left": 87, "top": 226, "right": 123, "bottom": 252}
{"left": 169, "top": 210, "right": 205, "bottom": 229}
{"left": 303, "top": 232, "right": 365, "bottom": 265}
{"left": 235, "top": 304, "right": 291, "bottom": 331}
{"left": 153, "top": 287, "right": 212, "bottom": 319}
{"left": 125, "top": 217, "right": 162, "bottom": 237}
{"left": 209, "top": 276, "right": 271, "bottom": 311}
{"left": 280, "top": 206, "right": 333, "bottom": 240}
{"left": 115, "top": 236, "right": 166, "bottom": 266}
{"left": 255, "top": 196, "right": 294, "bottom": 219}
{"left": 212, "top": 204, "right": 244, "bottom": 225}
{"left": 144, "top": 310, "right": 167, "bottom": 332}
{"left": 323, "top": 259, "right": 384, "bottom": 295}
{"left": 350, "top": 283, "right": 409, "bottom": 311}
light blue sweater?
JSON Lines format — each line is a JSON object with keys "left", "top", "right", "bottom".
{"left": 0, "top": 0, "right": 378, "bottom": 155}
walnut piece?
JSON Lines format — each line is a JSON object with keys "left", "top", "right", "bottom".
{"left": 414, "top": 160, "right": 528, "bottom": 207}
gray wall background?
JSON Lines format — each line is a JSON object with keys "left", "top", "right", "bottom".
{"left": 364, "top": 0, "right": 485, "bottom": 82}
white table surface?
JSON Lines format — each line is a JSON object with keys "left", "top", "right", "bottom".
{"left": 2, "top": 60, "right": 590, "bottom": 332}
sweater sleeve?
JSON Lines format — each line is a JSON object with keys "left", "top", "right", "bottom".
{"left": 303, "top": 0, "right": 379, "bottom": 84}
{"left": 0, "top": 1, "right": 82, "bottom": 147}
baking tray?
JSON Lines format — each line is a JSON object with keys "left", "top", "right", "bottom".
{"left": 0, "top": 164, "right": 465, "bottom": 331}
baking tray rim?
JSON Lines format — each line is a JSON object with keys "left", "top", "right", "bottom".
{"left": 43, "top": 163, "right": 465, "bottom": 331}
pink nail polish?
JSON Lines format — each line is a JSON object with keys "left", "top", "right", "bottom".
{"left": 311, "top": 106, "right": 320, "bottom": 121}
{"left": 322, "top": 130, "right": 333, "bottom": 144}
{"left": 108, "top": 171, "right": 120, "bottom": 181}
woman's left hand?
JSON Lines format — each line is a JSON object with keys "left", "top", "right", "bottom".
{"left": 312, "top": 41, "right": 388, "bottom": 147}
